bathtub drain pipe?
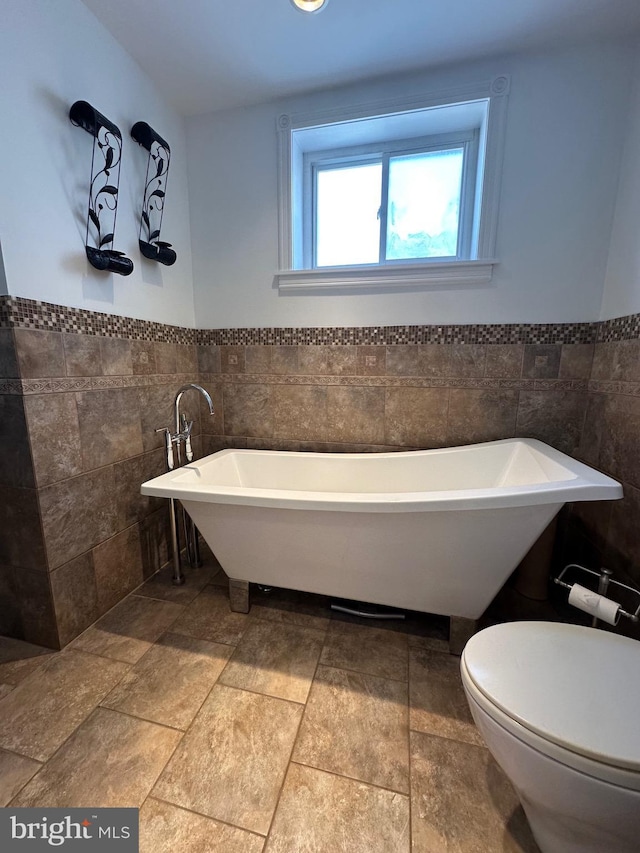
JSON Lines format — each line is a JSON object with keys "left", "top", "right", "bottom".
{"left": 330, "top": 604, "right": 405, "bottom": 620}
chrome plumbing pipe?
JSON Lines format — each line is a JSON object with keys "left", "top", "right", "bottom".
{"left": 155, "top": 426, "right": 185, "bottom": 586}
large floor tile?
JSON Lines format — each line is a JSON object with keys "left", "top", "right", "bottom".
{"left": 408, "top": 633, "right": 451, "bottom": 653}
{"left": 0, "top": 637, "right": 57, "bottom": 685}
{"left": 13, "top": 708, "right": 181, "bottom": 808}
{"left": 409, "top": 647, "right": 483, "bottom": 746}
{"left": 70, "top": 595, "right": 184, "bottom": 664}
{"left": 265, "top": 763, "right": 410, "bottom": 853}
{"left": 136, "top": 560, "right": 220, "bottom": 605}
{"left": 153, "top": 683, "right": 302, "bottom": 835}
{"left": 140, "top": 798, "right": 264, "bottom": 853}
{"left": 0, "top": 749, "right": 41, "bottom": 806}
{"left": 293, "top": 665, "right": 409, "bottom": 793}
{"left": 102, "top": 632, "right": 233, "bottom": 729}
{"left": 320, "top": 620, "right": 408, "bottom": 681}
{"left": 219, "top": 619, "right": 325, "bottom": 703}
{"left": 171, "top": 585, "right": 249, "bottom": 646}
{"left": 410, "top": 731, "right": 539, "bottom": 852}
{"left": 0, "top": 650, "right": 129, "bottom": 761}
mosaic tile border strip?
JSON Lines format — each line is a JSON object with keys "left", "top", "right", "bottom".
{"left": 199, "top": 323, "right": 597, "bottom": 347}
{"left": 3, "top": 294, "right": 639, "bottom": 346}
{"left": 0, "top": 296, "right": 196, "bottom": 345}
{"left": 598, "top": 313, "right": 640, "bottom": 343}
{"left": 0, "top": 296, "right": 599, "bottom": 346}
{"left": 2, "top": 373, "right": 590, "bottom": 396}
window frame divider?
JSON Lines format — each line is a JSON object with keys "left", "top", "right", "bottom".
{"left": 378, "top": 153, "right": 390, "bottom": 264}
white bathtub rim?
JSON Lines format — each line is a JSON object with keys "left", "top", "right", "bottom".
{"left": 145, "top": 482, "right": 612, "bottom": 512}
{"left": 141, "top": 438, "right": 622, "bottom": 513}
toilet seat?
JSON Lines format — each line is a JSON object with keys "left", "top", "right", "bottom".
{"left": 461, "top": 621, "right": 640, "bottom": 790}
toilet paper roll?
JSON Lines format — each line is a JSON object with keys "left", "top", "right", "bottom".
{"left": 568, "top": 583, "right": 621, "bottom": 626}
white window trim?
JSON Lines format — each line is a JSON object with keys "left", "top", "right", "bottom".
{"left": 275, "top": 75, "right": 509, "bottom": 292}
{"left": 276, "top": 259, "right": 496, "bottom": 291}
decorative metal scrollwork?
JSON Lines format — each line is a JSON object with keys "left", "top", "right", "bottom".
{"left": 131, "top": 121, "right": 176, "bottom": 266}
{"left": 69, "top": 101, "right": 133, "bottom": 276}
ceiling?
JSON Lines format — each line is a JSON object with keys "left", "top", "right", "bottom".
{"left": 80, "top": 0, "right": 640, "bottom": 116}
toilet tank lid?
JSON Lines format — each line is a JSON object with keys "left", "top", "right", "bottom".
{"left": 462, "top": 621, "right": 640, "bottom": 772}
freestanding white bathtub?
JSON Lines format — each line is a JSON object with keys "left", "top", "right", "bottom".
{"left": 141, "top": 438, "right": 621, "bottom": 631}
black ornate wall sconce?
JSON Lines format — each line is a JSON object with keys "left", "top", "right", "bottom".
{"left": 131, "top": 121, "right": 177, "bottom": 266}
{"left": 69, "top": 101, "right": 133, "bottom": 276}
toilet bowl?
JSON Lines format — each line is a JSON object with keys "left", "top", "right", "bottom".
{"left": 460, "top": 621, "right": 640, "bottom": 853}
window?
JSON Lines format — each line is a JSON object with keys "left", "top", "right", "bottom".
{"left": 276, "top": 76, "right": 509, "bottom": 291}
{"left": 309, "top": 134, "right": 476, "bottom": 268}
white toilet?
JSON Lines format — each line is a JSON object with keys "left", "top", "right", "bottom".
{"left": 460, "top": 621, "right": 640, "bottom": 853}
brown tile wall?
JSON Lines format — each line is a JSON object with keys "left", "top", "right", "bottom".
{"left": 197, "top": 342, "right": 591, "bottom": 457}
{"left": 562, "top": 338, "right": 640, "bottom": 594}
{"left": 2, "top": 296, "right": 639, "bottom": 647}
{"left": 0, "top": 329, "right": 54, "bottom": 646}
{"left": 4, "top": 325, "right": 205, "bottom": 648}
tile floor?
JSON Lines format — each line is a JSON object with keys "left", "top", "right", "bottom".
{"left": 0, "top": 552, "right": 540, "bottom": 852}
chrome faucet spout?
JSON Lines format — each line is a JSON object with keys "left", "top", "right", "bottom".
{"left": 173, "top": 382, "right": 214, "bottom": 434}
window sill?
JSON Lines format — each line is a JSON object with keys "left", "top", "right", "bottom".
{"left": 276, "top": 259, "right": 497, "bottom": 292}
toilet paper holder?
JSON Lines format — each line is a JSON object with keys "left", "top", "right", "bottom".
{"left": 554, "top": 563, "right": 640, "bottom": 627}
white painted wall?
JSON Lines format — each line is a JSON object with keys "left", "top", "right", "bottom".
{"left": 0, "top": 0, "right": 195, "bottom": 327}
{"left": 601, "top": 46, "right": 640, "bottom": 320}
{"left": 188, "top": 41, "right": 635, "bottom": 328}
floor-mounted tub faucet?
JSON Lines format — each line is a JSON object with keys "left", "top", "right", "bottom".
{"left": 156, "top": 383, "right": 215, "bottom": 586}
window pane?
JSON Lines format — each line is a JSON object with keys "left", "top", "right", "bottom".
{"left": 316, "top": 163, "right": 382, "bottom": 266}
{"left": 386, "top": 149, "right": 463, "bottom": 260}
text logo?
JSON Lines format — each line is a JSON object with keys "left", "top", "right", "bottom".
{"left": 1, "top": 809, "right": 138, "bottom": 851}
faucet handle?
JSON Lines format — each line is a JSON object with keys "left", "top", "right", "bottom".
{"left": 180, "top": 413, "right": 194, "bottom": 438}
{"left": 179, "top": 415, "right": 194, "bottom": 462}
{"left": 184, "top": 427, "right": 194, "bottom": 462}
{"left": 155, "top": 427, "right": 175, "bottom": 471}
